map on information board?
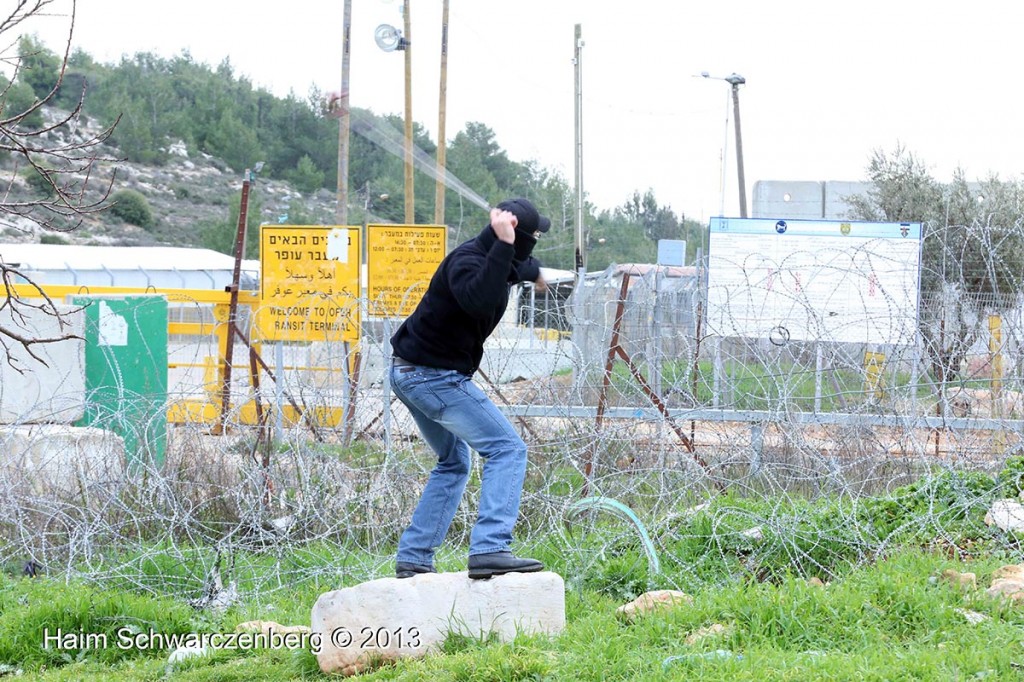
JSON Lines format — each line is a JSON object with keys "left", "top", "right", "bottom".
{"left": 706, "top": 218, "right": 922, "bottom": 345}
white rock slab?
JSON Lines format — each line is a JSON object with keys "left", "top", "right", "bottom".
{"left": 311, "top": 570, "right": 565, "bottom": 676}
{"left": 985, "top": 499, "right": 1024, "bottom": 532}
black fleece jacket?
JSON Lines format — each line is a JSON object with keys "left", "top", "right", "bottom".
{"left": 390, "top": 225, "right": 541, "bottom": 375}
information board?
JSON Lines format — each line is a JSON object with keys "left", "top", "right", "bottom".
{"left": 706, "top": 218, "right": 922, "bottom": 345}
{"left": 257, "top": 225, "right": 361, "bottom": 342}
{"left": 366, "top": 224, "right": 447, "bottom": 317}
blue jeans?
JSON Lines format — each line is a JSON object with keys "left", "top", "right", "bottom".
{"left": 390, "top": 362, "right": 528, "bottom": 566}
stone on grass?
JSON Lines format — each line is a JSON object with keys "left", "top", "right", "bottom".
{"left": 991, "top": 564, "right": 1024, "bottom": 581}
{"left": 938, "top": 569, "right": 977, "bottom": 590}
{"left": 311, "top": 571, "right": 565, "bottom": 676}
{"left": 955, "top": 608, "right": 990, "bottom": 625}
{"left": 986, "top": 577, "right": 1024, "bottom": 602}
{"left": 236, "top": 620, "right": 311, "bottom": 635}
{"left": 616, "top": 590, "right": 692, "bottom": 622}
{"left": 985, "top": 563, "right": 1024, "bottom": 603}
{"left": 740, "top": 526, "right": 764, "bottom": 541}
{"left": 984, "top": 500, "right": 1024, "bottom": 532}
{"left": 167, "top": 644, "right": 210, "bottom": 665}
{"left": 684, "top": 623, "right": 728, "bottom": 645}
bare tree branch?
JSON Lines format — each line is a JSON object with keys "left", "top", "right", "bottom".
{"left": 0, "top": 0, "right": 115, "bottom": 369}
{"left": 0, "top": 264, "right": 82, "bottom": 372}
{"left": 2, "top": 0, "right": 123, "bottom": 230}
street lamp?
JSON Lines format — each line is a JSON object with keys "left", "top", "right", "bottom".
{"left": 375, "top": 4, "right": 415, "bottom": 225}
{"left": 701, "top": 71, "right": 748, "bottom": 218}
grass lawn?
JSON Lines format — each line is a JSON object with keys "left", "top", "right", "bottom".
{"left": 6, "top": 460, "right": 1024, "bottom": 680}
{"left": 2, "top": 546, "right": 1022, "bottom": 681}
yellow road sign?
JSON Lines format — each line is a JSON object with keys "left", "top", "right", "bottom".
{"left": 366, "top": 224, "right": 447, "bottom": 317}
{"left": 258, "top": 225, "right": 361, "bottom": 342}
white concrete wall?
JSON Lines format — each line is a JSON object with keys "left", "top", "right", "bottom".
{"left": 752, "top": 180, "right": 823, "bottom": 219}
{"left": 0, "top": 303, "right": 85, "bottom": 424}
{"left": 824, "top": 181, "right": 871, "bottom": 219}
{"left": 752, "top": 180, "right": 871, "bottom": 220}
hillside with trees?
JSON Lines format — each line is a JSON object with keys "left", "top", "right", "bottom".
{"left": 4, "top": 34, "right": 705, "bottom": 270}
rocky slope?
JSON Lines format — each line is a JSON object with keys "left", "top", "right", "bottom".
{"left": 1, "top": 108, "right": 339, "bottom": 249}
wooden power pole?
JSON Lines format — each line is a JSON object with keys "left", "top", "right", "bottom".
{"left": 336, "top": 0, "right": 352, "bottom": 225}
{"left": 434, "top": 0, "right": 450, "bottom": 225}
{"left": 403, "top": 1, "right": 415, "bottom": 224}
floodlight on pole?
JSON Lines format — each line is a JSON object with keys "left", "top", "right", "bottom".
{"left": 374, "top": 24, "right": 408, "bottom": 51}
{"left": 700, "top": 71, "right": 748, "bottom": 218}
{"left": 375, "top": 6, "right": 415, "bottom": 224}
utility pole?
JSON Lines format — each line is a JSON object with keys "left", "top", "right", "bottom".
{"left": 336, "top": 0, "right": 352, "bottom": 225}
{"left": 573, "top": 24, "right": 585, "bottom": 271}
{"left": 403, "top": 1, "right": 415, "bottom": 224}
{"left": 726, "top": 73, "right": 748, "bottom": 218}
{"left": 434, "top": 0, "right": 449, "bottom": 225}
{"left": 700, "top": 71, "right": 747, "bottom": 217}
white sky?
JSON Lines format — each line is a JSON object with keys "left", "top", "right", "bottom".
{"left": 21, "top": 0, "right": 1024, "bottom": 222}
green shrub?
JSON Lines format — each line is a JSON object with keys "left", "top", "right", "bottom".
{"left": 21, "top": 167, "right": 54, "bottom": 196}
{"left": 286, "top": 155, "right": 324, "bottom": 195}
{"left": 858, "top": 469, "right": 997, "bottom": 539}
{"left": 997, "top": 455, "right": 1024, "bottom": 497}
{"left": 39, "top": 233, "right": 69, "bottom": 245}
{"left": 109, "top": 189, "right": 154, "bottom": 229}
{"left": 1, "top": 77, "right": 43, "bottom": 128}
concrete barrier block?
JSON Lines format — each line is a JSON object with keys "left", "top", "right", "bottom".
{"left": 0, "top": 424, "right": 125, "bottom": 499}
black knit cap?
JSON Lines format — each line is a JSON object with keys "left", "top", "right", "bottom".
{"left": 495, "top": 198, "right": 551, "bottom": 234}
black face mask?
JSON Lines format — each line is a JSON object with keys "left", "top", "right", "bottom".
{"left": 513, "top": 228, "right": 537, "bottom": 262}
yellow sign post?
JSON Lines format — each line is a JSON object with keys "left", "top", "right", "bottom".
{"left": 990, "top": 314, "right": 1007, "bottom": 454}
{"left": 989, "top": 314, "right": 1004, "bottom": 398}
{"left": 864, "top": 351, "right": 886, "bottom": 400}
{"left": 257, "top": 225, "right": 361, "bottom": 342}
{"left": 366, "top": 224, "right": 447, "bottom": 317}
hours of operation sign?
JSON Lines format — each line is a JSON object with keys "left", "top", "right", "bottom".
{"left": 366, "top": 224, "right": 447, "bottom": 317}
{"left": 706, "top": 217, "right": 922, "bottom": 346}
{"left": 257, "top": 225, "right": 361, "bottom": 342}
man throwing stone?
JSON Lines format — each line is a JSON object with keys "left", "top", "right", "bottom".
{"left": 389, "top": 198, "right": 550, "bottom": 580}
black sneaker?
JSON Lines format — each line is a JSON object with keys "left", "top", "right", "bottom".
{"left": 395, "top": 562, "right": 436, "bottom": 579}
{"left": 467, "top": 552, "right": 544, "bottom": 580}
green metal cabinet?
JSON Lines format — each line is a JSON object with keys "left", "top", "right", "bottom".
{"left": 71, "top": 295, "right": 168, "bottom": 468}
